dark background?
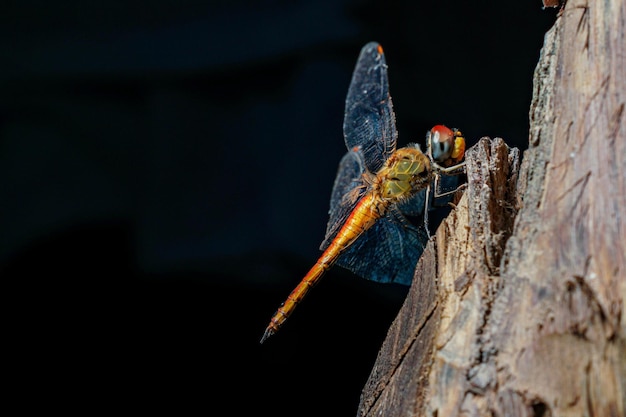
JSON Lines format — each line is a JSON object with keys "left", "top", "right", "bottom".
{"left": 2, "top": 1, "right": 556, "bottom": 414}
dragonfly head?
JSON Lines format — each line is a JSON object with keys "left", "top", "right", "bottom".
{"left": 426, "top": 125, "right": 466, "bottom": 167}
{"left": 378, "top": 146, "right": 432, "bottom": 201}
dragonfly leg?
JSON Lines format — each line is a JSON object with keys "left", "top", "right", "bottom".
{"left": 432, "top": 162, "right": 468, "bottom": 200}
{"left": 434, "top": 181, "right": 467, "bottom": 199}
{"left": 431, "top": 160, "right": 466, "bottom": 174}
{"left": 423, "top": 171, "right": 467, "bottom": 238}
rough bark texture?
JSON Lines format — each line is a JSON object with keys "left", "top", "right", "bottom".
{"left": 358, "top": 1, "right": 626, "bottom": 416}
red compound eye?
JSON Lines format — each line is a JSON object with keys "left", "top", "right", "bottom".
{"left": 430, "top": 124, "right": 454, "bottom": 139}
{"left": 427, "top": 125, "right": 454, "bottom": 163}
{"left": 427, "top": 125, "right": 466, "bottom": 166}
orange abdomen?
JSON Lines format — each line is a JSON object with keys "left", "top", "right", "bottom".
{"left": 260, "top": 193, "right": 383, "bottom": 342}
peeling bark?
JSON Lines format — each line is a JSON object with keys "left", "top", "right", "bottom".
{"left": 358, "top": 0, "right": 625, "bottom": 415}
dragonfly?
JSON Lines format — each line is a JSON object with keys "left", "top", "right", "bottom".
{"left": 260, "top": 42, "right": 466, "bottom": 344}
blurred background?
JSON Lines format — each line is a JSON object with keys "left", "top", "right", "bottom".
{"left": 2, "top": 1, "right": 556, "bottom": 414}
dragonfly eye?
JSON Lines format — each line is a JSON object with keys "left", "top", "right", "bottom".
{"left": 428, "top": 125, "right": 455, "bottom": 163}
{"left": 437, "top": 140, "right": 452, "bottom": 158}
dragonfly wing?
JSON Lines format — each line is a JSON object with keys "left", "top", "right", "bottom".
{"left": 343, "top": 42, "right": 397, "bottom": 174}
{"left": 320, "top": 149, "right": 368, "bottom": 251}
{"left": 335, "top": 206, "right": 429, "bottom": 286}
{"left": 396, "top": 189, "right": 427, "bottom": 217}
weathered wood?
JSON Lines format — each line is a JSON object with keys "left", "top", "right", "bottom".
{"left": 358, "top": 138, "right": 520, "bottom": 416}
{"left": 358, "top": 0, "right": 626, "bottom": 415}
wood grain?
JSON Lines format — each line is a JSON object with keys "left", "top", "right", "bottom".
{"left": 358, "top": 0, "right": 625, "bottom": 415}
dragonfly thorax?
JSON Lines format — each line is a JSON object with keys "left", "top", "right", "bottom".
{"left": 376, "top": 146, "right": 432, "bottom": 202}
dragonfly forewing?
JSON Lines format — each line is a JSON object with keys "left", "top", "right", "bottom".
{"left": 343, "top": 42, "right": 397, "bottom": 174}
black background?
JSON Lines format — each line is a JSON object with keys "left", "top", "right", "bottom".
{"left": 2, "top": 1, "right": 556, "bottom": 414}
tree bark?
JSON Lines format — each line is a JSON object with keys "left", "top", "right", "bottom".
{"left": 358, "top": 1, "right": 626, "bottom": 416}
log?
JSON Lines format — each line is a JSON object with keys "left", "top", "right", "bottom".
{"left": 358, "top": 0, "right": 626, "bottom": 415}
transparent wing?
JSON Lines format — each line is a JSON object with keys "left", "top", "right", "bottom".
{"left": 343, "top": 42, "right": 397, "bottom": 174}
{"left": 326, "top": 173, "right": 461, "bottom": 284}
{"left": 334, "top": 206, "right": 429, "bottom": 285}
{"left": 396, "top": 189, "right": 427, "bottom": 217}
{"left": 320, "top": 42, "right": 443, "bottom": 285}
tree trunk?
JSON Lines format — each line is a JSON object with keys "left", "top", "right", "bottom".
{"left": 357, "top": 1, "right": 626, "bottom": 416}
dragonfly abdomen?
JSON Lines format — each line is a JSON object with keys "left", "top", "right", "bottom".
{"left": 260, "top": 193, "right": 384, "bottom": 343}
